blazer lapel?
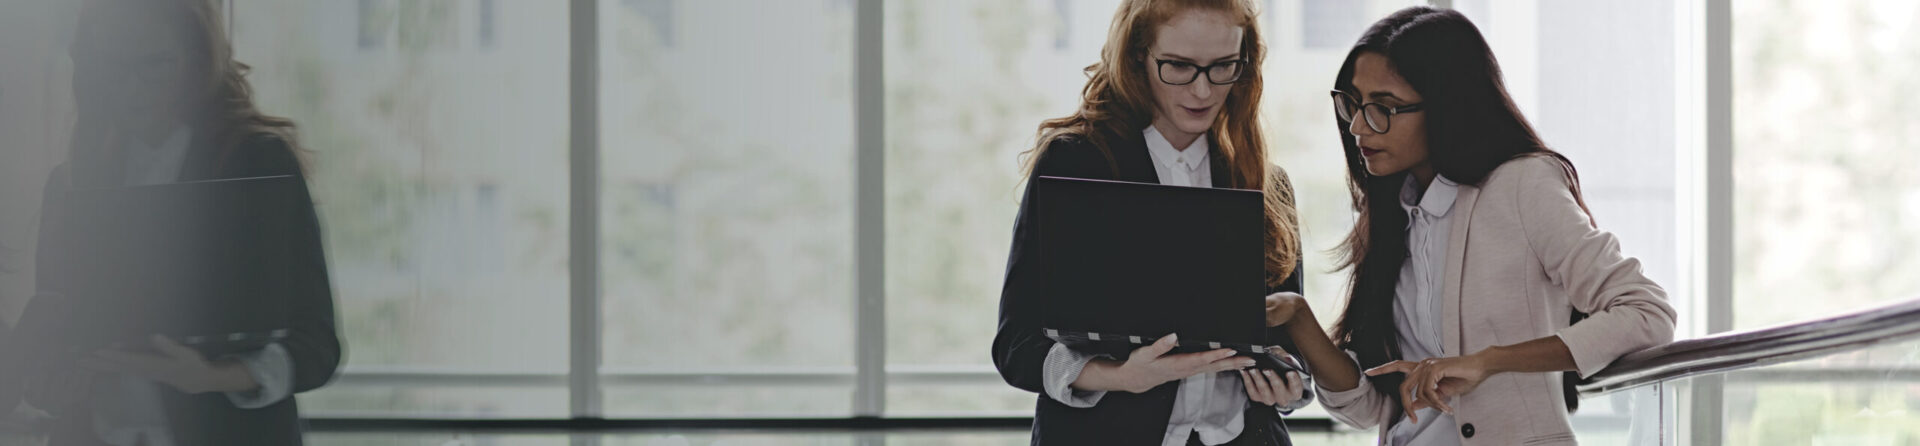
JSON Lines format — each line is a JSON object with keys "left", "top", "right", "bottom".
{"left": 1208, "top": 141, "right": 1232, "bottom": 189}
{"left": 1440, "top": 184, "right": 1479, "bottom": 357}
{"left": 1113, "top": 129, "right": 1161, "bottom": 184}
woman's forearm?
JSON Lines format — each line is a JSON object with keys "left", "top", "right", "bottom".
{"left": 1476, "top": 335, "right": 1577, "bottom": 375}
{"left": 1284, "top": 306, "right": 1363, "bottom": 392}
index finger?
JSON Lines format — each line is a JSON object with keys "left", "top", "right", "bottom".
{"left": 1167, "top": 348, "right": 1239, "bottom": 369}
{"left": 1365, "top": 361, "right": 1416, "bottom": 376}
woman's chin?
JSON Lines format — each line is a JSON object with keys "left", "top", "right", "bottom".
{"left": 1362, "top": 161, "right": 1398, "bottom": 177}
{"left": 1175, "top": 119, "right": 1214, "bottom": 137}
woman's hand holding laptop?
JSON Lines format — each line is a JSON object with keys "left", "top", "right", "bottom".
{"left": 80, "top": 334, "right": 259, "bottom": 394}
{"left": 1076, "top": 334, "right": 1251, "bottom": 394}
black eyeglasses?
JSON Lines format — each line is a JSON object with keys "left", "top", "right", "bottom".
{"left": 1155, "top": 58, "right": 1245, "bottom": 85}
{"left": 1331, "top": 90, "right": 1423, "bottom": 134}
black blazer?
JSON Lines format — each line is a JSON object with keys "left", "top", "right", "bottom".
{"left": 21, "top": 131, "right": 342, "bottom": 446}
{"left": 992, "top": 129, "right": 1306, "bottom": 446}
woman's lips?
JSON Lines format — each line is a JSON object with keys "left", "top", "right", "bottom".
{"left": 1360, "top": 147, "right": 1384, "bottom": 157}
{"left": 1182, "top": 105, "right": 1211, "bottom": 117}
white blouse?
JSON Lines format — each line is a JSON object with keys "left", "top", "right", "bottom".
{"left": 1384, "top": 174, "right": 1463, "bottom": 446}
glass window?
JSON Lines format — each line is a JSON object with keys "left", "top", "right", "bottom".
{"left": 1732, "top": 0, "right": 1920, "bottom": 330}
{"left": 598, "top": 0, "right": 859, "bottom": 417}
{"left": 1719, "top": 340, "right": 1920, "bottom": 444}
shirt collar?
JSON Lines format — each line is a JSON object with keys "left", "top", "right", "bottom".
{"left": 123, "top": 125, "right": 195, "bottom": 185}
{"left": 1399, "top": 173, "right": 1459, "bottom": 221}
{"left": 1143, "top": 125, "right": 1209, "bottom": 172}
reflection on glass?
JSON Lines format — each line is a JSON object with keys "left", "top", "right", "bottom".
{"left": 233, "top": 0, "right": 571, "bottom": 417}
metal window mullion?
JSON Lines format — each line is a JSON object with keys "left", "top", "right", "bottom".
{"left": 1702, "top": 0, "right": 1734, "bottom": 345}
{"left": 852, "top": 0, "right": 887, "bottom": 419}
{"left": 1690, "top": 0, "right": 1733, "bottom": 444}
{"left": 568, "top": 0, "right": 604, "bottom": 421}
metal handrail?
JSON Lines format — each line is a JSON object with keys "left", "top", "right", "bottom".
{"left": 336, "top": 296, "right": 1920, "bottom": 400}
{"left": 1577, "top": 297, "right": 1920, "bottom": 396}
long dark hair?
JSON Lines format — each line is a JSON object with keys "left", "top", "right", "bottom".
{"left": 1327, "top": 6, "right": 1594, "bottom": 413}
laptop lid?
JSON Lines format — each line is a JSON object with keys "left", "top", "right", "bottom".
{"left": 1033, "top": 176, "right": 1267, "bottom": 357}
{"left": 59, "top": 175, "right": 299, "bottom": 354}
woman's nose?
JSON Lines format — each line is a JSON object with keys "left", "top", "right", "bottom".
{"left": 1347, "top": 114, "right": 1375, "bottom": 136}
{"left": 1189, "top": 79, "right": 1214, "bottom": 100}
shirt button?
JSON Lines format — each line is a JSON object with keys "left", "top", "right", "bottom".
{"left": 1461, "top": 423, "right": 1476, "bottom": 438}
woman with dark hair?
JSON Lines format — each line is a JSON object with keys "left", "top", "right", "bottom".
{"left": 1263, "top": 6, "right": 1676, "bottom": 445}
{"left": 5, "top": 0, "right": 342, "bottom": 444}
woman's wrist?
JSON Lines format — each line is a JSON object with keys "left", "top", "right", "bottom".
{"left": 1470, "top": 336, "right": 1580, "bottom": 376}
{"left": 206, "top": 359, "right": 260, "bottom": 394}
{"left": 1073, "top": 358, "right": 1131, "bottom": 393}
{"left": 1468, "top": 345, "right": 1508, "bottom": 376}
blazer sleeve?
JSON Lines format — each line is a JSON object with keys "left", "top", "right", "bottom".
{"left": 1509, "top": 156, "right": 1677, "bottom": 378}
{"left": 991, "top": 137, "right": 1104, "bottom": 394}
{"left": 21, "top": 165, "right": 76, "bottom": 344}
{"left": 0, "top": 165, "right": 76, "bottom": 413}
{"left": 228, "top": 137, "right": 344, "bottom": 393}
{"left": 32, "top": 165, "right": 73, "bottom": 300}
{"left": 1314, "top": 349, "right": 1396, "bottom": 429}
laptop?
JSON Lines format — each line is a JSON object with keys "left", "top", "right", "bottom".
{"left": 57, "top": 175, "right": 299, "bottom": 357}
{"left": 1033, "top": 176, "right": 1296, "bottom": 371}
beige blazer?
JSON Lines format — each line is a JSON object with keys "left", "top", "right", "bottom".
{"left": 1318, "top": 156, "right": 1678, "bottom": 445}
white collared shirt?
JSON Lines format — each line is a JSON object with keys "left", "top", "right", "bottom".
{"left": 1140, "top": 126, "right": 1239, "bottom": 446}
{"left": 1385, "top": 174, "right": 1463, "bottom": 446}
{"left": 1142, "top": 125, "right": 1213, "bottom": 188}
{"left": 122, "top": 126, "right": 196, "bottom": 187}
